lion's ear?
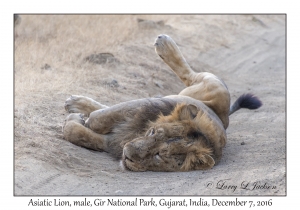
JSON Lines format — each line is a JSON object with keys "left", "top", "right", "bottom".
{"left": 179, "top": 104, "right": 198, "bottom": 121}
{"left": 181, "top": 152, "right": 215, "bottom": 171}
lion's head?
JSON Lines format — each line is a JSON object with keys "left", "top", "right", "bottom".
{"left": 121, "top": 104, "right": 220, "bottom": 172}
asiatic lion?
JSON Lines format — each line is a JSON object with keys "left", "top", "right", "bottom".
{"left": 63, "top": 34, "right": 262, "bottom": 172}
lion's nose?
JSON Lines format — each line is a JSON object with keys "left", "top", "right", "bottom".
{"left": 123, "top": 143, "right": 134, "bottom": 160}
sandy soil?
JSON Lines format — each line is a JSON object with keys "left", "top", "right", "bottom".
{"left": 14, "top": 15, "right": 285, "bottom": 196}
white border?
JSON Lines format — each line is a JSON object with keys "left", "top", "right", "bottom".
{"left": 3, "top": 0, "right": 296, "bottom": 208}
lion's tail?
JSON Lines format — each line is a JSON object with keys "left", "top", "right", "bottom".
{"left": 229, "top": 93, "right": 262, "bottom": 116}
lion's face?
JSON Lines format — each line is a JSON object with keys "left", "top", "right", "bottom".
{"left": 121, "top": 104, "right": 215, "bottom": 172}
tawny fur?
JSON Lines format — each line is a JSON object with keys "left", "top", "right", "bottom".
{"left": 62, "top": 34, "right": 261, "bottom": 172}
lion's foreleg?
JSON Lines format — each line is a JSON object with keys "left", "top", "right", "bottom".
{"left": 63, "top": 114, "right": 107, "bottom": 151}
{"left": 65, "top": 95, "right": 109, "bottom": 117}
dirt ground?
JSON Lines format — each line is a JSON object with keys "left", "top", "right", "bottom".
{"left": 14, "top": 15, "right": 285, "bottom": 196}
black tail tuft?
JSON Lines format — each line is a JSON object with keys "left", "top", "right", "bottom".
{"left": 229, "top": 93, "right": 262, "bottom": 115}
{"left": 237, "top": 94, "right": 262, "bottom": 109}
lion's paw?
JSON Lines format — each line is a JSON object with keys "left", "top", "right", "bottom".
{"left": 65, "top": 113, "right": 85, "bottom": 124}
{"left": 62, "top": 113, "right": 85, "bottom": 133}
{"left": 65, "top": 95, "right": 108, "bottom": 117}
{"left": 65, "top": 95, "right": 82, "bottom": 112}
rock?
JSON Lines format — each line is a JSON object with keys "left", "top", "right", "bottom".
{"left": 85, "top": 53, "right": 118, "bottom": 65}
{"left": 137, "top": 18, "right": 165, "bottom": 29}
{"left": 41, "top": 63, "right": 52, "bottom": 70}
{"left": 154, "top": 81, "right": 164, "bottom": 89}
{"left": 105, "top": 79, "right": 119, "bottom": 88}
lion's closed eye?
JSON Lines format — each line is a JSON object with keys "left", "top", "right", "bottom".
{"left": 155, "top": 153, "right": 162, "bottom": 161}
{"left": 167, "top": 137, "right": 181, "bottom": 144}
{"left": 146, "top": 128, "right": 155, "bottom": 136}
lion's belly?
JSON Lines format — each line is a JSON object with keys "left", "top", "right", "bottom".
{"left": 164, "top": 95, "right": 220, "bottom": 119}
{"left": 178, "top": 83, "right": 230, "bottom": 128}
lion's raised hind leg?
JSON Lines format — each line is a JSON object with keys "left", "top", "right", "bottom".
{"left": 65, "top": 95, "right": 109, "bottom": 117}
{"left": 154, "top": 34, "right": 198, "bottom": 87}
{"left": 63, "top": 113, "right": 107, "bottom": 151}
{"left": 154, "top": 34, "right": 231, "bottom": 128}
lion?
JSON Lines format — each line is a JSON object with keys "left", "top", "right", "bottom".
{"left": 63, "top": 34, "right": 262, "bottom": 172}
